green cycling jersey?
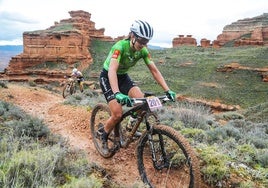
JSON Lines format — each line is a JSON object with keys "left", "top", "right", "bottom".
{"left": 103, "top": 39, "right": 152, "bottom": 74}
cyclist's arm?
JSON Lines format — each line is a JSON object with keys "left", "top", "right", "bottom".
{"left": 108, "top": 58, "right": 120, "bottom": 93}
{"left": 147, "top": 62, "right": 170, "bottom": 92}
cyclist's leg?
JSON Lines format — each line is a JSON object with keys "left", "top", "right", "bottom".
{"left": 127, "top": 86, "right": 144, "bottom": 137}
{"left": 118, "top": 73, "right": 144, "bottom": 98}
{"left": 98, "top": 100, "right": 122, "bottom": 154}
{"left": 99, "top": 70, "right": 124, "bottom": 151}
{"left": 106, "top": 99, "right": 122, "bottom": 133}
{"left": 128, "top": 86, "right": 144, "bottom": 98}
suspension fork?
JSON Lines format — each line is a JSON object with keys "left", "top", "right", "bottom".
{"left": 146, "top": 118, "right": 169, "bottom": 170}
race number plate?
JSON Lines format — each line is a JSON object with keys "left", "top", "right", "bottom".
{"left": 146, "top": 97, "right": 162, "bottom": 111}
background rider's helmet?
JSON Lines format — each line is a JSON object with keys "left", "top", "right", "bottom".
{"left": 130, "top": 20, "right": 154, "bottom": 40}
{"left": 72, "top": 68, "right": 78, "bottom": 74}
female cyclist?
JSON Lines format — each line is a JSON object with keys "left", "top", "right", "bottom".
{"left": 98, "top": 20, "right": 176, "bottom": 153}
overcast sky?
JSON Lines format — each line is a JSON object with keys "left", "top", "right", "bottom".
{"left": 0, "top": 0, "right": 267, "bottom": 47}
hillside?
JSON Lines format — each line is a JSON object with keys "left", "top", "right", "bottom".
{"left": 89, "top": 40, "right": 268, "bottom": 109}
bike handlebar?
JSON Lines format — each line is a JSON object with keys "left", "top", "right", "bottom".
{"left": 130, "top": 95, "right": 170, "bottom": 105}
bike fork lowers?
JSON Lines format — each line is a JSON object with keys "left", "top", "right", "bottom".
{"left": 147, "top": 129, "right": 169, "bottom": 170}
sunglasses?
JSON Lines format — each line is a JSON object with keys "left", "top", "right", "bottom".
{"left": 135, "top": 37, "right": 149, "bottom": 45}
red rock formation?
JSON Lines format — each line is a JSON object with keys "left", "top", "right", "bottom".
{"left": 217, "top": 62, "right": 268, "bottom": 82}
{"left": 200, "top": 38, "right": 211, "bottom": 48}
{"left": 212, "top": 40, "right": 220, "bottom": 48}
{"left": 177, "top": 95, "right": 240, "bottom": 112}
{"left": 4, "top": 10, "right": 114, "bottom": 83}
{"left": 172, "top": 35, "right": 197, "bottom": 47}
{"left": 215, "top": 13, "right": 268, "bottom": 47}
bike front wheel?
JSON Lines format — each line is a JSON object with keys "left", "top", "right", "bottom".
{"left": 136, "top": 124, "right": 201, "bottom": 188}
{"left": 70, "top": 83, "right": 76, "bottom": 94}
{"left": 62, "top": 84, "right": 71, "bottom": 98}
{"left": 90, "top": 103, "right": 117, "bottom": 158}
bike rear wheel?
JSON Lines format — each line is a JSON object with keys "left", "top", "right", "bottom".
{"left": 90, "top": 103, "right": 117, "bottom": 158}
{"left": 136, "top": 124, "right": 201, "bottom": 188}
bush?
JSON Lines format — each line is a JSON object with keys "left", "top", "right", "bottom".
{"left": 199, "top": 145, "right": 230, "bottom": 186}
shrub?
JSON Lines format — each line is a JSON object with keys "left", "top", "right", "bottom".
{"left": 63, "top": 89, "right": 105, "bottom": 107}
{"left": 180, "top": 128, "right": 205, "bottom": 142}
{"left": 198, "top": 145, "right": 230, "bottom": 186}
{"left": 158, "top": 101, "right": 212, "bottom": 130}
{"left": 256, "top": 150, "right": 268, "bottom": 168}
{"left": 0, "top": 81, "right": 8, "bottom": 88}
{"left": 236, "top": 144, "right": 258, "bottom": 167}
{"left": 214, "top": 111, "right": 244, "bottom": 121}
{"left": 4, "top": 146, "right": 60, "bottom": 187}
{"left": 242, "top": 102, "right": 268, "bottom": 123}
{"left": 62, "top": 176, "right": 103, "bottom": 188}
{"left": 4, "top": 117, "right": 50, "bottom": 138}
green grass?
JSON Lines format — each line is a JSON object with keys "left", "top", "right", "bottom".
{"left": 89, "top": 40, "right": 268, "bottom": 109}
{"left": 25, "top": 23, "right": 76, "bottom": 35}
{"left": 49, "top": 23, "right": 75, "bottom": 32}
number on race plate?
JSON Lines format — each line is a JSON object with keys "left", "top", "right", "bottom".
{"left": 146, "top": 97, "right": 162, "bottom": 111}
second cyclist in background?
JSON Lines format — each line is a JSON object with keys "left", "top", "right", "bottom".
{"left": 71, "top": 68, "right": 84, "bottom": 92}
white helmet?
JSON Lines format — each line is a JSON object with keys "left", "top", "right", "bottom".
{"left": 130, "top": 20, "right": 154, "bottom": 40}
{"left": 72, "top": 68, "right": 78, "bottom": 74}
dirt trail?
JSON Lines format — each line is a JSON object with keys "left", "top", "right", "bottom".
{"left": 0, "top": 83, "right": 141, "bottom": 187}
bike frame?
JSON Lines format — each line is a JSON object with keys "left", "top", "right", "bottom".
{"left": 113, "top": 96, "right": 168, "bottom": 161}
{"left": 114, "top": 103, "right": 146, "bottom": 148}
{"left": 114, "top": 96, "right": 166, "bottom": 149}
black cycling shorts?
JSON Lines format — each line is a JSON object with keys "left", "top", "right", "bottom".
{"left": 99, "top": 69, "right": 136, "bottom": 102}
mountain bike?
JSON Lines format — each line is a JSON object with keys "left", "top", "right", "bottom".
{"left": 90, "top": 93, "right": 201, "bottom": 188}
{"left": 62, "top": 76, "right": 84, "bottom": 98}
{"left": 62, "top": 76, "right": 76, "bottom": 98}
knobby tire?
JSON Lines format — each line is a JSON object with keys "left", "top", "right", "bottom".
{"left": 62, "top": 84, "right": 71, "bottom": 98}
{"left": 90, "top": 103, "right": 117, "bottom": 158}
{"left": 136, "top": 124, "right": 201, "bottom": 188}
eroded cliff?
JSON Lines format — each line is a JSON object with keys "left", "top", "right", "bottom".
{"left": 3, "top": 10, "right": 113, "bottom": 83}
{"left": 214, "top": 13, "right": 268, "bottom": 47}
